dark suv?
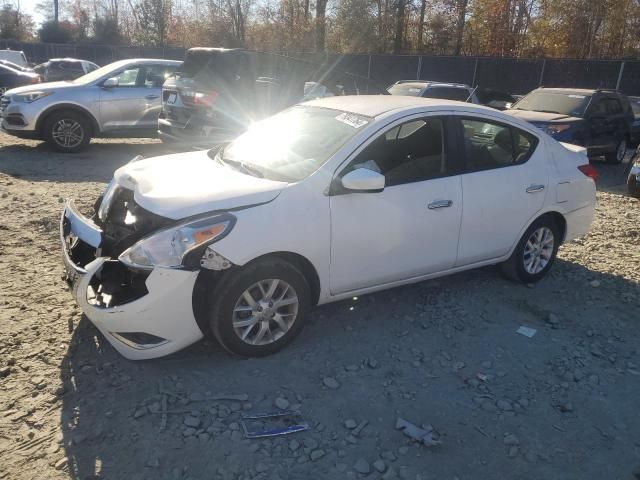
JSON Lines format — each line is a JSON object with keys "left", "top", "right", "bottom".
{"left": 158, "top": 48, "right": 387, "bottom": 147}
{"left": 507, "top": 88, "right": 634, "bottom": 164}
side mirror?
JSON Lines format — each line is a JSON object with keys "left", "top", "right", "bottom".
{"left": 102, "top": 77, "right": 119, "bottom": 88}
{"left": 341, "top": 168, "right": 385, "bottom": 193}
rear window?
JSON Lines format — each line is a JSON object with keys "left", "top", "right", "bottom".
{"left": 424, "top": 87, "right": 470, "bottom": 102}
{"left": 387, "top": 83, "right": 425, "bottom": 96}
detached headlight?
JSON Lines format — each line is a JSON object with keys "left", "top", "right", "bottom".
{"left": 13, "top": 91, "right": 53, "bottom": 103}
{"left": 118, "top": 214, "right": 235, "bottom": 270}
{"left": 543, "top": 124, "right": 572, "bottom": 135}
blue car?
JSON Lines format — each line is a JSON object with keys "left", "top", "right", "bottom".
{"left": 507, "top": 88, "right": 634, "bottom": 164}
{"left": 629, "top": 96, "right": 640, "bottom": 146}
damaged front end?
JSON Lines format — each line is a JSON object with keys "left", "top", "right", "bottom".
{"left": 60, "top": 181, "right": 236, "bottom": 360}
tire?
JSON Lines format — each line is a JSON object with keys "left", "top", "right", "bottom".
{"left": 628, "top": 174, "right": 640, "bottom": 198}
{"left": 500, "top": 216, "right": 561, "bottom": 283}
{"left": 43, "top": 110, "right": 92, "bottom": 153}
{"left": 208, "top": 258, "right": 311, "bottom": 357}
{"left": 605, "top": 137, "right": 627, "bottom": 164}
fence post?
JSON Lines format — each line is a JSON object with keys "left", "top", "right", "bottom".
{"left": 367, "top": 54, "right": 372, "bottom": 80}
{"left": 416, "top": 56, "right": 422, "bottom": 80}
{"left": 471, "top": 57, "right": 478, "bottom": 87}
{"left": 616, "top": 61, "right": 625, "bottom": 90}
{"left": 538, "top": 59, "right": 546, "bottom": 86}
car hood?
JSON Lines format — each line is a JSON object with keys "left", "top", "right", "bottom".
{"left": 114, "top": 150, "right": 287, "bottom": 220}
{"left": 5, "top": 81, "right": 76, "bottom": 95}
{"left": 507, "top": 109, "right": 582, "bottom": 123}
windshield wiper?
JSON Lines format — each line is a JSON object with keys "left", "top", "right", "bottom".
{"left": 532, "top": 109, "right": 563, "bottom": 115}
{"left": 222, "top": 158, "right": 264, "bottom": 178}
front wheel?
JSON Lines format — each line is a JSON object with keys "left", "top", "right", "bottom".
{"left": 43, "top": 111, "right": 92, "bottom": 153}
{"left": 501, "top": 217, "right": 560, "bottom": 283}
{"left": 605, "top": 137, "right": 627, "bottom": 164}
{"left": 208, "top": 259, "right": 311, "bottom": 357}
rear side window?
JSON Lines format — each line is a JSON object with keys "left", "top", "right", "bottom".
{"left": 605, "top": 98, "right": 622, "bottom": 114}
{"left": 460, "top": 118, "right": 538, "bottom": 172}
{"left": 424, "top": 87, "right": 470, "bottom": 102}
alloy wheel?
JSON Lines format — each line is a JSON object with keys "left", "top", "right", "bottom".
{"left": 52, "top": 119, "right": 84, "bottom": 148}
{"left": 523, "top": 226, "right": 555, "bottom": 274}
{"left": 232, "top": 279, "right": 299, "bottom": 345}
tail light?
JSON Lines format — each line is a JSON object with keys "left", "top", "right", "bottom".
{"left": 578, "top": 164, "right": 598, "bottom": 181}
{"left": 179, "top": 90, "right": 218, "bottom": 107}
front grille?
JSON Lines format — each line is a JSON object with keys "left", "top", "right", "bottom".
{"left": 0, "top": 96, "right": 10, "bottom": 112}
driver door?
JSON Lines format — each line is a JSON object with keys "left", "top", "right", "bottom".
{"left": 329, "top": 115, "right": 463, "bottom": 295}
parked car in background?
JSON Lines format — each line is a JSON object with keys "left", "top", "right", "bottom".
{"left": 628, "top": 96, "right": 640, "bottom": 145}
{"left": 628, "top": 145, "right": 640, "bottom": 198}
{"left": 507, "top": 88, "right": 634, "bottom": 164}
{"left": 1, "top": 58, "right": 181, "bottom": 152}
{"left": 0, "top": 63, "right": 40, "bottom": 94}
{"left": 159, "top": 47, "right": 388, "bottom": 147}
{"left": 61, "top": 96, "right": 596, "bottom": 360}
{"left": 0, "top": 49, "right": 28, "bottom": 68}
{"left": 34, "top": 58, "right": 100, "bottom": 82}
{"left": 475, "top": 88, "right": 519, "bottom": 110}
{"left": 0, "top": 59, "right": 35, "bottom": 73}
{"left": 387, "top": 80, "right": 480, "bottom": 103}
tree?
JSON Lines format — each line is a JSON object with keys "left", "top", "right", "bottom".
{"left": 38, "top": 19, "right": 75, "bottom": 42}
{"left": 0, "top": 3, "right": 34, "bottom": 40}
{"left": 315, "top": 0, "right": 328, "bottom": 51}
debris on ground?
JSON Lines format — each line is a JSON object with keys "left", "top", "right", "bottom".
{"left": 395, "top": 418, "right": 442, "bottom": 447}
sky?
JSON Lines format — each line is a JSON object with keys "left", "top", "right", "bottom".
{"left": 16, "top": 0, "right": 46, "bottom": 26}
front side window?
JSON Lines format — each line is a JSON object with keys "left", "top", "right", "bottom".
{"left": 345, "top": 117, "right": 447, "bottom": 187}
{"left": 461, "top": 118, "right": 538, "bottom": 172}
{"left": 606, "top": 98, "right": 622, "bottom": 114}
{"left": 114, "top": 67, "right": 142, "bottom": 87}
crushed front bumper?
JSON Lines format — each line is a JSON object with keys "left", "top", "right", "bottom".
{"left": 60, "top": 201, "right": 204, "bottom": 360}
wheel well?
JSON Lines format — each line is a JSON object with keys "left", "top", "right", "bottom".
{"left": 191, "top": 251, "right": 322, "bottom": 336}
{"left": 541, "top": 211, "right": 567, "bottom": 244}
{"left": 36, "top": 105, "right": 99, "bottom": 136}
{"left": 250, "top": 252, "right": 321, "bottom": 306}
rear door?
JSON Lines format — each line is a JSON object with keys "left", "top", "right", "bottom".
{"left": 454, "top": 115, "right": 548, "bottom": 266}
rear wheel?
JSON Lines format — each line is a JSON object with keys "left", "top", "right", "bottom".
{"left": 605, "top": 137, "right": 627, "bottom": 164}
{"left": 501, "top": 216, "right": 560, "bottom": 283}
{"left": 43, "top": 111, "right": 92, "bottom": 153}
{"left": 628, "top": 173, "right": 640, "bottom": 198}
{"left": 208, "top": 259, "right": 310, "bottom": 357}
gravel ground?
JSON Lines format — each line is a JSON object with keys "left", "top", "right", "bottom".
{"left": 1, "top": 133, "right": 639, "bottom": 480}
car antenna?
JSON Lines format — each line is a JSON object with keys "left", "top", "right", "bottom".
{"left": 466, "top": 85, "right": 478, "bottom": 103}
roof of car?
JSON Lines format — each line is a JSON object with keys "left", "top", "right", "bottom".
{"left": 535, "top": 87, "right": 600, "bottom": 95}
{"left": 304, "top": 95, "right": 494, "bottom": 118}
{"left": 392, "top": 80, "right": 471, "bottom": 89}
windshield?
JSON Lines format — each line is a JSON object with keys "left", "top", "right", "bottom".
{"left": 72, "top": 60, "right": 131, "bottom": 84}
{"left": 513, "top": 91, "right": 590, "bottom": 117}
{"left": 387, "top": 84, "right": 424, "bottom": 96}
{"left": 214, "top": 106, "right": 370, "bottom": 182}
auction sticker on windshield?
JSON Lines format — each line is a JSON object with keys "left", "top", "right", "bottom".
{"left": 335, "top": 112, "right": 368, "bottom": 129}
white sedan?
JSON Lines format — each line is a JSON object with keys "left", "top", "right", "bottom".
{"left": 60, "top": 96, "right": 597, "bottom": 360}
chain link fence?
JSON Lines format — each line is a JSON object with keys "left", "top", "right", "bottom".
{"left": 2, "top": 39, "right": 639, "bottom": 96}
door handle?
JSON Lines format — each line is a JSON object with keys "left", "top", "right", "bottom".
{"left": 145, "top": 94, "right": 159, "bottom": 100}
{"left": 428, "top": 200, "right": 453, "bottom": 209}
{"left": 526, "top": 184, "right": 545, "bottom": 193}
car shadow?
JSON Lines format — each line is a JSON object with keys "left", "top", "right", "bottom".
{"left": 0, "top": 137, "right": 194, "bottom": 184}
{"left": 57, "top": 257, "right": 639, "bottom": 479}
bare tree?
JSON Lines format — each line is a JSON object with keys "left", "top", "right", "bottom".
{"left": 315, "top": 0, "right": 328, "bottom": 51}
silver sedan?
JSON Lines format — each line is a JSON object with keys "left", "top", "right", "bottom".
{"left": 0, "top": 58, "right": 181, "bottom": 152}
